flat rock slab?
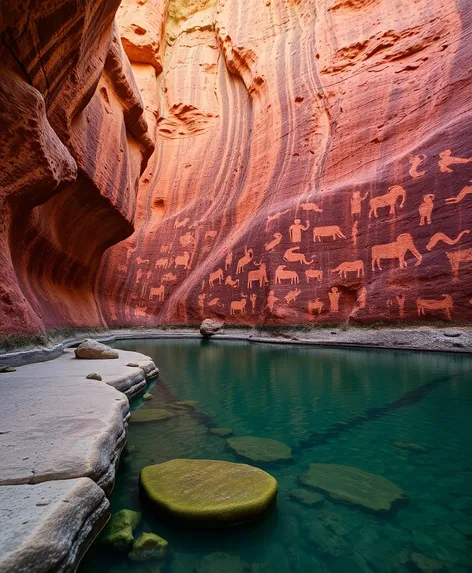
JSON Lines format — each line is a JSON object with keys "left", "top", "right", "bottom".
{"left": 0, "top": 478, "right": 108, "bottom": 573}
{"left": 299, "top": 464, "right": 407, "bottom": 514}
{"left": 226, "top": 436, "right": 293, "bottom": 463}
{"left": 289, "top": 488, "right": 325, "bottom": 508}
{"left": 393, "top": 441, "right": 430, "bottom": 454}
{"left": 140, "top": 459, "right": 278, "bottom": 527}
{"left": 130, "top": 409, "right": 176, "bottom": 423}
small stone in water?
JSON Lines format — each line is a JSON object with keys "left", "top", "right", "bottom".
{"left": 143, "top": 393, "right": 153, "bottom": 401}
{"left": 86, "top": 373, "right": 102, "bottom": 381}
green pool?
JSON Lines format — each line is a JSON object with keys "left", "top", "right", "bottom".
{"left": 79, "top": 339, "right": 472, "bottom": 573}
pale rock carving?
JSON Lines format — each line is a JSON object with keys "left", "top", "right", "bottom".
{"left": 136, "top": 257, "right": 150, "bottom": 265}
{"left": 236, "top": 247, "right": 254, "bottom": 274}
{"left": 371, "top": 234, "right": 422, "bottom": 271}
{"left": 205, "top": 230, "right": 217, "bottom": 240}
{"left": 174, "top": 217, "right": 190, "bottom": 229}
{"left": 150, "top": 285, "right": 165, "bottom": 301}
{"left": 439, "top": 149, "right": 472, "bottom": 173}
{"left": 369, "top": 186, "right": 406, "bottom": 219}
{"left": 445, "top": 183, "right": 472, "bottom": 204}
{"left": 275, "top": 265, "right": 299, "bottom": 285}
{"left": 208, "top": 297, "right": 223, "bottom": 308}
{"left": 283, "top": 247, "right": 314, "bottom": 265}
{"left": 265, "top": 233, "right": 282, "bottom": 252}
{"left": 179, "top": 233, "right": 195, "bottom": 248}
{"left": 289, "top": 219, "right": 310, "bottom": 243}
{"left": 313, "top": 225, "right": 346, "bottom": 242}
{"left": 266, "top": 291, "right": 278, "bottom": 313}
{"left": 285, "top": 288, "right": 301, "bottom": 305}
{"left": 328, "top": 287, "right": 341, "bottom": 312}
{"left": 250, "top": 293, "right": 257, "bottom": 313}
{"left": 301, "top": 202, "right": 323, "bottom": 213}
{"left": 409, "top": 155, "right": 426, "bottom": 179}
{"left": 417, "top": 295, "right": 453, "bottom": 321}
{"left": 308, "top": 299, "right": 324, "bottom": 316}
{"left": 396, "top": 294, "right": 406, "bottom": 318}
{"left": 352, "top": 220, "right": 359, "bottom": 246}
{"left": 162, "top": 273, "right": 177, "bottom": 283}
{"left": 419, "top": 194, "right": 434, "bottom": 226}
{"left": 247, "top": 263, "right": 269, "bottom": 288}
{"left": 305, "top": 269, "right": 323, "bottom": 282}
{"left": 446, "top": 248, "right": 472, "bottom": 278}
{"left": 426, "top": 230, "right": 470, "bottom": 251}
{"left": 266, "top": 209, "right": 290, "bottom": 231}
{"left": 209, "top": 268, "right": 224, "bottom": 287}
{"left": 351, "top": 191, "right": 368, "bottom": 218}
{"left": 174, "top": 251, "right": 191, "bottom": 270}
{"left": 225, "top": 276, "right": 240, "bottom": 288}
{"left": 225, "top": 252, "right": 233, "bottom": 270}
{"left": 331, "top": 260, "right": 364, "bottom": 279}
{"left": 198, "top": 293, "right": 206, "bottom": 314}
{"left": 160, "top": 243, "right": 171, "bottom": 253}
{"left": 155, "top": 257, "right": 170, "bottom": 269}
{"left": 230, "top": 296, "right": 247, "bottom": 315}
{"left": 356, "top": 287, "right": 367, "bottom": 309}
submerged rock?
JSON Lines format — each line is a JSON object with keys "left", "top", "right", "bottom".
{"left": 140, "top": 459, "right": 277, "bottom": 527}
{"left": 86, "top": 372, "right": 102, "bottom": 381}
{"left": 393, "top": 441, "right": 430, "bottom": 454}
{"left": 130, "top": 409, "right": 175, "bottom": 424}
{"left": 226, "top": 436, "right": 293, "bottom": 463}
{"left": 75, "top": 339, "right": 118, "bottom": 360}
{"left": 195, "top": 552, "right": 251, "bottom": 573}
{"left": 210, "top": 427, "right": 233, "bottom": 437}
{"left": 143, "top": 393, "right": 153, "bottom": 401}
{"left": 200, "top": 319, "right": 224, "bottom": 337}
{"left": 299, "top": 464, "right": 407, "bottom": 514}
{"left": 175, "top": 400, "right": 200, "bottom": 408}
{"left": 409, "top": 552, "right": 445, "bottom": 572}
{"left": 99, "top": 509, "right": 141, "bottom": 551}
{"left": 289, "top": 488, "right": 324, "bottom": 508}
{"left": 129, "top": 532, "right": 168, "bottom": 561}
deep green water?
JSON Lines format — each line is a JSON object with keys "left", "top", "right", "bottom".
{"left": 79, "top": 339, "right": 472, "bottom": 573}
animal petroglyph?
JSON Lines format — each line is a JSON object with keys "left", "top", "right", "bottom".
{"left": 150, "top": 285, "right": 165, "bottom": 301}
{"left": 265, "top": 233, "right": 282, "bottom": 252}
{"left": 283, "top": 247, "right": 314, "bottom": 265}
{"left": 417, "top": 295, "right": 453, "bottom": 321}
{"left": 301, "top": 202, "right": 323, "bottom": 213}
{"left": 205, "top": 230, "right": 217, "bottom": 240}
{"left": 162, "top": 273, "right": 177, "bottom": 283}
{"left": 328, "top": 287, "right": 340, "bottom": 312}
{"left": 230, "top": 296, "right": 247, "bottom": 315}
{"left": 179, "top": 233, "right": 195, "bottom": 248}
{"left": 136, "top": 257, "right": 149, "bottom": 265}
{"left": 305, "top": 269, "right": 323, "bottom": 282}
{"left": 155, "top": 258, "right": 170, "bottom": 269}
{"left": 369, "top": 186, "right": 406, "bottom": 219}
{"left": 250, "top": 293, "right": 257, "bottom": 313}
{"left": 247, "top": 263, "right": 269, "bottom": 288}
{"left": 371, "top": 234, "right": 422, "bottom": 271}
{"left": 174, "top": 251, "right": 191, "bottom": 270}
{"left": 419, "top": 194, "right": 434, "bottom": 226}
{"left": 275, "top": 265, "right": 299, "bottom": 285}
{"left": 208, "top": 297, "right": 222, "bottom": 308}
{"left": 331, "top": 260, "right": 364, "bottom": 279}
{"left": 289, "top": 219, "right": 310, "bottom": 243}
{"left": 266, "top": 291, "right": 278, "bottom": 313}
{"left": 209, "top": 268, "right": 224, "bottom": 287}
{"left": 351, "top": 191, "right": 368, "bottom": 218}
{"left": 426, "top": 230, "right": 470, "bottom": 251}
{"left": 445, "top": 183, "right": 472, "bottom": 204}
{"left": 236, "top": 247, "right": 254, "bottom": 274}
{"left": 439, "top": 150, "right": 472, "bottom": 173}
{"left": 446, "top": 249, "right": 472, "bottom": 278}
{"left": 308, "top": 299, "right": 324, "bottom": 316}
{"left": 225, "top": 275, "right": 240, "bottom": 288}
{"left": 160, "top": 243, "right": 171, "bottom": 253}
{"left": 313, "top": 226, "right": 346, "bottom": 242}
{"left": 174, "top": 217, "right": 190, "bottom": 229}
{"left": 225, "top": 252, "right": 233, "bottom": 270}
{"left": 285, "top": 289, "right": 301, "bottom": 305}
{"left": 409, "top": 155, "right": 426, "bottom": 179}
{"left": 266, "top": 209, "right": 290, "bottom": 231}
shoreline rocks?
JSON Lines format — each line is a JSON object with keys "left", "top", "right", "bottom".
{"left": 200, "top": 319, "right": 224, "bottom": 337}
{"left": 75, "top": 339, "right": 119, "bottom": 360}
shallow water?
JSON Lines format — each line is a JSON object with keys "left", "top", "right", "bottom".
{"left": 80, "top": 339, "right": 472, "bottom": 573}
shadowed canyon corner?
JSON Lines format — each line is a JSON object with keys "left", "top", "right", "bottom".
{"left": 1, "top": 0, "right": 472, "bottom": 339}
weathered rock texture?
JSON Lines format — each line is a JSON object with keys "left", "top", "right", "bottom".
{"left": 1, "top": 0, "right": 472, "bottom": 334}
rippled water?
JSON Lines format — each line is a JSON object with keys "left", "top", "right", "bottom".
{"left": 80, "top": 339, "right": 472, "bottom": 573}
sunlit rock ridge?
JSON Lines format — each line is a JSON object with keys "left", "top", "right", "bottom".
{"left": 1, "top": 0, "right": 471, "bottom": 337}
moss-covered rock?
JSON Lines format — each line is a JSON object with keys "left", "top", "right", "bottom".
{"left": 99, "top": 509, "right": 141, "bottom": 551}
{"left": 140, "top": 459, "right": 277, "bottom": 527}
{"left": 129, "top": 532, "right": 168, "bottom": 561}
{"left": 131, "top": 409, "right": 175, "bottom": 424}
{"left": 143, "top": 393, "right": 153, "bottom": 401}
{"left": 86, "top": 372, "right": 102, "bottom": 381}
{"left": 226, "top": 436, "right": 293, "bottom": 463}
{"left": 210, "top": 427, "right": 233, "bottom": 437}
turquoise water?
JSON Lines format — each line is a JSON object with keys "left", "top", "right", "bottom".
{"left": 80, "top": 339, "right": 472, "bottom": 573}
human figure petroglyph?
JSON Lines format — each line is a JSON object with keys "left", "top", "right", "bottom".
{"left": 266, "top": 209, "right": 290, "bottom": 231}
{"left": 396, "top": 294, "right": 406, "bottom": 318}
{"left": 417, "top": 295, "right": 453, "bottom": 321}
{"left": 225, "top": 252, "right": 233, "bottom": 270}
{"left": 179, "top": 233, "right": 195, "bottom": 248}
{"left": 419, "top": 194, "right": 434, "bottom": 226}
{"left": 356, "top": 287, "right": 367, "bottom": 310}
{"left": 209, "top": 268, "right": 224, "bottom": 287}
{"left": 250, "top": 293, "right": 257, "bottom": 314}
{"left": 150, "top": 285, "right": 165, "bottom": 301}
{"left": 328, "top": 287, "right": 341, "bottom": 312}
{"left": 198, "top": 293, "right": 206, "bottom": 314}
{"left": 331, "top": 260, "right": 364, "bottom": 279}
{"left": 285, "top": 288, "right": 301, "bottom": 305}
{"left": 230, "top": 296, "right": 247, "bottom": 315}
{"left": 174, "top": 251, "right": 191, "bottom": 270}
{"left": 225, "top": 275, "right": 240, "bottom": 288}
{"left": 426, "top": 230, "right": 470, "bottom": 251}
{"left": 247, "top": 263, "right": 269, "bottom": 288}
{"left": 313, "top": 225, "right": 346, "bottom": 242}
{"left": 445, "top": 182, "right": 472, "bottom": 204}
{"left": 352, "top": 221, "right": 359, "bottom": 246}
{"left": 265, "top": 233, "right": 282, "bottom": 252}
{"left": 351, "top": 191, "right": 368, "bottom": 218}
{"left": 275, "top": 265, "right": 299, "bottom": 285}
{"left": 300, "top": 202, "right": 323, "bottom": 213}
{"left": 308, "top": 298, "right": 324, "bottom": 316}
{"left": 438, "top": 149, "right": 472, "bottom": 173}
{"left": 409, "top": 155, "right": 426, "bottom": 179}
{"left": 283, "top": 247, "right": 314, "bottom": 265}
{"left": 369, "top": 186, "right": 406, "bottom": 219}
{"left": 174, "top": 217, "right": 190, "bottom": 229}
{"left": 236, "top": 247, "right": 253, "bottom": 274}
{"left": 266, "top": 291, "right": 278, "bottom": 313}
{"left": 162, "top": 273, "right": 177, "bottom": 283}
{"left": 289, "top": 219, "right": 310, "bottom": 243}
{"left": 155, "top": 257, "right": 170, "bottom": 269}
{"left": 305, "top": 269, "right": 323, "bottom": 282}
{"left": 371, "top": 233, "right": 422, "bottom": 271}
{"left": 446, "top": 248, "right": 472, "bottom": 278}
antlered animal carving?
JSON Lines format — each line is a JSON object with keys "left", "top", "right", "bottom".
{"left": 179, "top": 233, "right": 195, "bottom": 248}
{"left": 369, "top": 186, "right": 406, "bottom": 219}
{"left": 308, "top": 299, "right": 324, "bottom": 315}
{"left": 174, "top": 217, "right": 190, "bottom": 229}
{"left": 275, "top": 265, "right": 299, "bottom": 285}
{"left": 417, "top": 295, "right": 453, "bottom": 321}
{"left": 285, "top": 289, "right": 301, "bottom": 304}
{"left": 371, "top": 234, "right": 422, "bottom": 271}
{"left": 305, "top": 269, "right": 323, "bottom": 282}
{"left": 225, "top": 275, "right": 240, "bottom": 288}
{"left": 301, "top": 202, "right": 323, "bottom": 213}
{"left": 331, "top": 260, "right": 364, "bottom": 279}
{"left": 283, "top": 247, "right": 314, "bottom": 265}
{"left": 445, "top": 183, "right": 472, "bottom": 204}
{"left": 236, "top": 247, "right": 253, "bottom": 274}
{"left": 174, "top": 251, "right": 191, "bottom": 270}
{"left": 155, "top": 258, "right": 169, "bottom": 269}
{"left": 313, "top": 226, "right": 346, "bottom": 242}
{"left": 419, "top": 194, "right": 434, "bottom": 226}
{"left": 150, "top": 285, "right": 165, "bottom": 301}
{"left": 225, "top": 252, "right": 233, "bottom": 270}
{"left": 446, "top": 248, "right": 472, "bottom": 278}
{"left": 162, "top": 273, "right": 177, "bottom": 283}
{"left": 426, "top": 230, "right": 470, "bottom": 251}
{"left": 209, "top": 268, "right": 224, "bottom": 287}
{"left": 265, "top": 233, "right": 282, "bottom": 252}
{"left": 230, "top": 296, "right": 247, "bottom": 315}
{"left": 247, "top": 263, "right": 269, "bottom": 288}
{"left": 266, "top": 209, "right": 290, "bottom": 231}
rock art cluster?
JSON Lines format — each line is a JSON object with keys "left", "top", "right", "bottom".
{"left": 1, "top": 0, "right": 472, "bottom": 335}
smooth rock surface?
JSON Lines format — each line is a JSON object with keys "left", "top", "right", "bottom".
{"left": 200, "top": 319, "right": 224, "bottom": 337}
{"left": 226, "top": 437, "right": 293, "bottom": 463}
{"left": 75, "top": 339, "right": 119, "bottom": 360}
{"left": 299, "top": 464, "right": 408, "bottom": 514}
{"left": 140, "top": 459, "right": 278, "bottom": 527}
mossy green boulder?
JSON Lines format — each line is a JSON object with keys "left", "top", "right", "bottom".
{"left": 130, "top": 409, "right": 175, "bottom": 424}
{"left": 99, "top": 509, "right": 141, "bottom": 551}
{"left": 226, "top": 436, "right": 293, "bottom": 463}
{"left": 140, "top": 459, "right": 278, "bottom": 527}
{"left": 129, "top": 532, "right": 168, "bottom": 561}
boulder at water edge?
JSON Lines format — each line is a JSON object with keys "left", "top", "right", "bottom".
{"left": 140, "top": 459, "right": 277, "bottom": 527}
{"left": 200, "top": 319, "right": 224, "bottom": 337}
{"left": 129, "top": 532, "right": 168, "bottom": 561}
{"left": 74, "top": 339, "right": 119, "bottom": 359}
{"left": 99, "top": 509, "right": 141, "bottom": 551}
{"left": 226, "top": 436, "right": 293, "bottom": 463}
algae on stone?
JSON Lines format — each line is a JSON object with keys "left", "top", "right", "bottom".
{"left": 143, "top": 393, "right": 153, "bottom": 401}
{"left": 99, "top": 509, "right": 141, "bottom": 551}
{"left": 226, "top": 436, "right": 293, "bottom": 463}
{"left": 140, "top": 459, "right": 277, "bottom": 527}
{"left": 130, "top": 409, "right": 175, "bottom": 424}
{"left": 129, "top": 532, "right": 168, "bottom": 561}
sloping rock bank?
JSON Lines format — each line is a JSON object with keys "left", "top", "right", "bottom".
{"left": 0, "top": 347, "right": 157, "bottom": 573}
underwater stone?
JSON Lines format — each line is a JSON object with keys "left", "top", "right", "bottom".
{"left": 393, "top": 441, "right": 430, "bottom": 454}
{"left": 289, "top": 488, "right": 325, "bottom": 508}
{"left": 210, "top": 427, "right": 233, "bottom": 437}
{"left": 86, "top": 373, "right": 102, "bottom": 381}
{"left": 130, "top": 409, "right": 175, "bottom": 423}
{"left": 175, "top": 400, "right": 200, "bottom": 408}
{"left": 143, "top": 393, "right": 153, "bottom": 401}
{"left": 75, "top": 339, "right": 119, "bottom": 360}
{"left": 409, "top": 552, "right": 445, "bottom": 572}
{"left": 299, "top": 464, "right": 407, "bottom": 514}
{"left": 195, "top": 552, "right": 251, "bottom": 573}
{"left": 129, "top": 532, "right": 168, "bottom": 561}
{"left": 139, "top": 459, "right": 278, "bottom": 527}
{"left": 226, "top": 436, "right": 293, "bottom": 463}
{"left": 99, "top": 509, "right": 141, "bottom": 551}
